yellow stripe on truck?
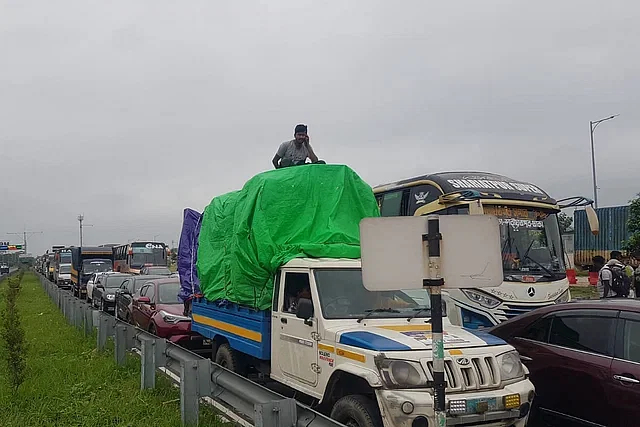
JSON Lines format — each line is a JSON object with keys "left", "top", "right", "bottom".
{"left": 336, "top": 348, "right": 365, "bottom": 363}
{"left": 191, "top": 314, "right": 262, "bottom": 343}
{"left": 318, "top": 343, "right": 335, "bottom": 353}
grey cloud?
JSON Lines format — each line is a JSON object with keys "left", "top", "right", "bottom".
{"left": 1, "top": 0, "right": 638, "bottom": 254}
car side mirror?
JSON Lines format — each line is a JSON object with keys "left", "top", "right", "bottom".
{"left": 296, "top": 298, "right": 314, "bottom": 326}
{"left": 97, "top": 284, "right": 104, "bottom": 289}
{"left": 137, "top": 296, "right": 151, "bottom": 304}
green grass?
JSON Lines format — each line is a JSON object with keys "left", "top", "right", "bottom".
{"left": 0, "top": 272, "right": 226, "bottom": 427}
{"left": 570, "top": 285, "right": 598, "bottom": 300}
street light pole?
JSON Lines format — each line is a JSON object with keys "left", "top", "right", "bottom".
{"left": 589, "top": 115, "right": 618, "bottom": 209}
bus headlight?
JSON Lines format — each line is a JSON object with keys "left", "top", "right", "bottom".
{"left": 555, "top": 290, "right": 570, "bottom": 304}
{"left": 497, "top": 351, "right": 524, "bottom": 383}
{"left": 461, "top": 289, "right": 501, "bottom": 309}
{"left": 376, "top": 359, "right": 429, "bottom": 388}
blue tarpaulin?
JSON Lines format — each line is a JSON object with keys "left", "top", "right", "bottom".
{"left": 178, "top": 208, "right": 203, "bottom": 302}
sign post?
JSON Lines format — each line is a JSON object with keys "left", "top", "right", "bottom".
{"left": 360, "top": 214, "right": 504, "bottom": 425}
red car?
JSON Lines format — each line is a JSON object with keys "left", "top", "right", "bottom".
{"left": 489, "top": 299, "right": 640, "bottom": 427}
{"left": 131, "top": 278, "right": 204, "bottom": 348}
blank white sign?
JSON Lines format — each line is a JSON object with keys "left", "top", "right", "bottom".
{"left": 360, "top": 215, "right": 503, "bottom": 291}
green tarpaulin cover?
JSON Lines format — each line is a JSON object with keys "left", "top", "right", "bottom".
{"left": 196, "top": 164, "right": 380, "bottom": 310}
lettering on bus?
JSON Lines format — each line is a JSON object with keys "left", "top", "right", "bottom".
{"left": 144, "top": 243, "right": 165, "bottom": 249}
{"left": 447, "top": 179, "right": 544, "bottom": 195}
{"left": 483, "top": 206, "right": 549, "bottom": 221}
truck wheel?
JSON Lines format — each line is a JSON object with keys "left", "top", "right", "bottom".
{"left": 215, "top": 344, "right": 244, "bottom": 375}
{"left": 330, "top": 395, "right": 383, "bottom": 427}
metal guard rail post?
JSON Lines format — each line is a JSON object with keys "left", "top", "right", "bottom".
{"left": 38, "top": 275, "right": 345, "bottom": 427}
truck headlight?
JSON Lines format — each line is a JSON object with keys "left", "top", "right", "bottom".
{"left": 461, "top": 289, "right": 501, "bottom": 309}
{"left": 376, "top": 359, "right": 429, "bottom": 388}
{"left": 555, "top": 290, "right": 570, "bottom": 304}
{"left": 105, "top": 294, "right": 115, "bottom": 301}
{"left": 159, "top": 310, "right": 190, "bottom": 324}
{"left": 497, "top": 351, "right": 524, "bottom": 383}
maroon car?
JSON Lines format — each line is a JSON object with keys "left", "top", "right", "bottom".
{"left": 131, "top": 278, "right": 204, "bottom": 348}
{"left": 489, "top": 299, "right": 640, "bottom": 427}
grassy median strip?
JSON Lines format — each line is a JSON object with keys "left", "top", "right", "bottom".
{"left": 0, "top": 272, "right": 225, "bottom": 427}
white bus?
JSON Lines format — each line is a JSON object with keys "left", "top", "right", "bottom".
{"left": 373, "top": 171, "right": 598, "bottom": 328}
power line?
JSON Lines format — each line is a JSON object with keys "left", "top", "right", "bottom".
{"left": 6, "top": 229, "right": 43, "bottom": 254}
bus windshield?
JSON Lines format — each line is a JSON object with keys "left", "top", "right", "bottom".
{"left": 59, "top": 253, "right": 72, "bottom": 264}
{"left": 483, "top": 206, "right": 565, "bottom": 281}
{"left": 131, "top": 245, "right": 166, "bottom": 268}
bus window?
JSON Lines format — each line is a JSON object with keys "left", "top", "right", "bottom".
{"left": 380, "top": 190, "right": 405, "bottom": 217}
{"left": 408, "top": 185, "right": 440, "bottom": 215}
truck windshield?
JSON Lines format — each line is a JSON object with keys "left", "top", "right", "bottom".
{"left": 83, "top": 259, "right": 113, "bottom": 274}
{"left": 314, "top": 268, "right": 431, "bottom": 320}
{"left": 59, "top": 265, "right": 71, "bottom": 274}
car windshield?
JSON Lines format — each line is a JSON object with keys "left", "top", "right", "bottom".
{"left": 314, "top": 268, "right": 430, "bottom": 320}
{"left": 492, "top": 207, "right": 565, "bottom": 280}
{"left": 158, "top": 282, "right": 181, "bottom": 304}
{"left": 83, "top": 259, "right": 113, "bottom": 274}
{"left": 145, "top": 267, "right": 171, "bottom": 275}
{"left": 131, "top": 245, "right": 166, "bottom": 268}
{"left": 105, "top": 276, "right": 128, "bottom": 288}
{"left": 59, "top": 265, "right": 71, "bottom": 274}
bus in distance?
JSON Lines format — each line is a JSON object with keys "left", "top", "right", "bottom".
{"left": 113, "top": 241, "right": 169, "bottom": 274}
{"left": 373, "top": 171, "right": 598, "bottom": 329}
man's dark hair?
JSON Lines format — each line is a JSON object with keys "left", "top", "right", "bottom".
{"left": 593, "top": 255, "right": 606, "bottom": 265}
{"left": 610, "top": 251, "right": 623, "bottom": 260}
{"left": 294, "top": 124, "right": 308, "bottom": 134}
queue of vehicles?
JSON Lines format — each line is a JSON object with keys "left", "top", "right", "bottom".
{"left": 36, "top": 165, "right": 620, "bottom": 427}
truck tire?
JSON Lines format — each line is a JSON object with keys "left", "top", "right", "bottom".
{"left": 330, "top": 395, "right": 383, "bottom": 427}
{"left": 215, "top": 344, "right": 244, "bottom": 375}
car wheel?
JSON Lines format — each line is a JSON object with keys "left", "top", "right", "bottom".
{"left": 215, "top": 344, "right": 245, "bottom": 375}
{"left": 148, "top": 323, "right": 157, "bottom": 335}
{"left": 330, "top": 395, "right": 383, "bottom": 427}
{"left": 99, "top": 299, "right": 105, "bottom": 312}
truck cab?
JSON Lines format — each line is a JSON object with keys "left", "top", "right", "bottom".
{"left": 192, "top": 258, "right": 535, "bottom": 427}
{"left": 55, "top": 263, "right": 72, "bottom": 289}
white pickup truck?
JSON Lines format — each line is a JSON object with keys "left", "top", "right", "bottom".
{"left": 191, "top": 258, "right": 535, "bottom": 427}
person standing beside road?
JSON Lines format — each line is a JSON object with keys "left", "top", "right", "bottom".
{"left": 598, "top": 251, "right": 631, "bottom": 298}
{"left": 272, "top": 124, "right": 323, "bottom": 169}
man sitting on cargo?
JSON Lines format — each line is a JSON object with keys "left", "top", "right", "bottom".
{"left": 272, "top": 124, "right": 323, "bottom": 169}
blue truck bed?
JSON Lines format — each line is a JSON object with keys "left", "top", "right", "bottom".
{"left": 191, "top": 299, "right": 271, "bottom": 360}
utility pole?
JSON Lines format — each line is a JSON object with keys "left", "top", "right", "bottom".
{"left": 7, "top": 229, "right": 42, "bottom": 254}
{"left": 78, "top": 215, "right": 84, "bottom": 247}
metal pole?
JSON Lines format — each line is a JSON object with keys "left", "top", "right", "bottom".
{"left": 589, "top": 121, "right": 598, "bottom": 209}
{"left": 424, "top": 215, "right": 446, "bottom": 426}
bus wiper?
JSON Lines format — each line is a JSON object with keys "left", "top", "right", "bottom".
{"left": 357, "top": 308, "right": 400, "bottom": 323}
{"left": 407, "top": 307, "right": 432, "bottom": 322}
{"left": 522, "top": 254, "right": 555, "bottom": 278}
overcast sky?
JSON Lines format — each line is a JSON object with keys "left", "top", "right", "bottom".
{"left": 1, "top": 0, "right": 638, "bottom": 255}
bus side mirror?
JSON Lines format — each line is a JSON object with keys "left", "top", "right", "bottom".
{"left": 585, "top": 206, "right": 599, "bottom": 236}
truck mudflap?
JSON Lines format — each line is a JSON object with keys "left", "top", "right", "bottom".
{"left": 191, "top": 299, "right": 271, "bottom": 360}
{"left": 375, "top": 380, "right": 533, "bottom": 427}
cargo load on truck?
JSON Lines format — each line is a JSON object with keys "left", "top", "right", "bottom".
{"left": 177, "top": 208, "right": 203, "bottom": 303}
{"left": 196, "top": 164, "right": 380, "bottom": 310}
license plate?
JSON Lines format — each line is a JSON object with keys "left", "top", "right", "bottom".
{"left": 466, "top": 397, "right": 498, "bottom": 414}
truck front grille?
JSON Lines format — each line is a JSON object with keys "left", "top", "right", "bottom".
{"left": 423, "top": 355, "right": 500, "bottom": 392}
